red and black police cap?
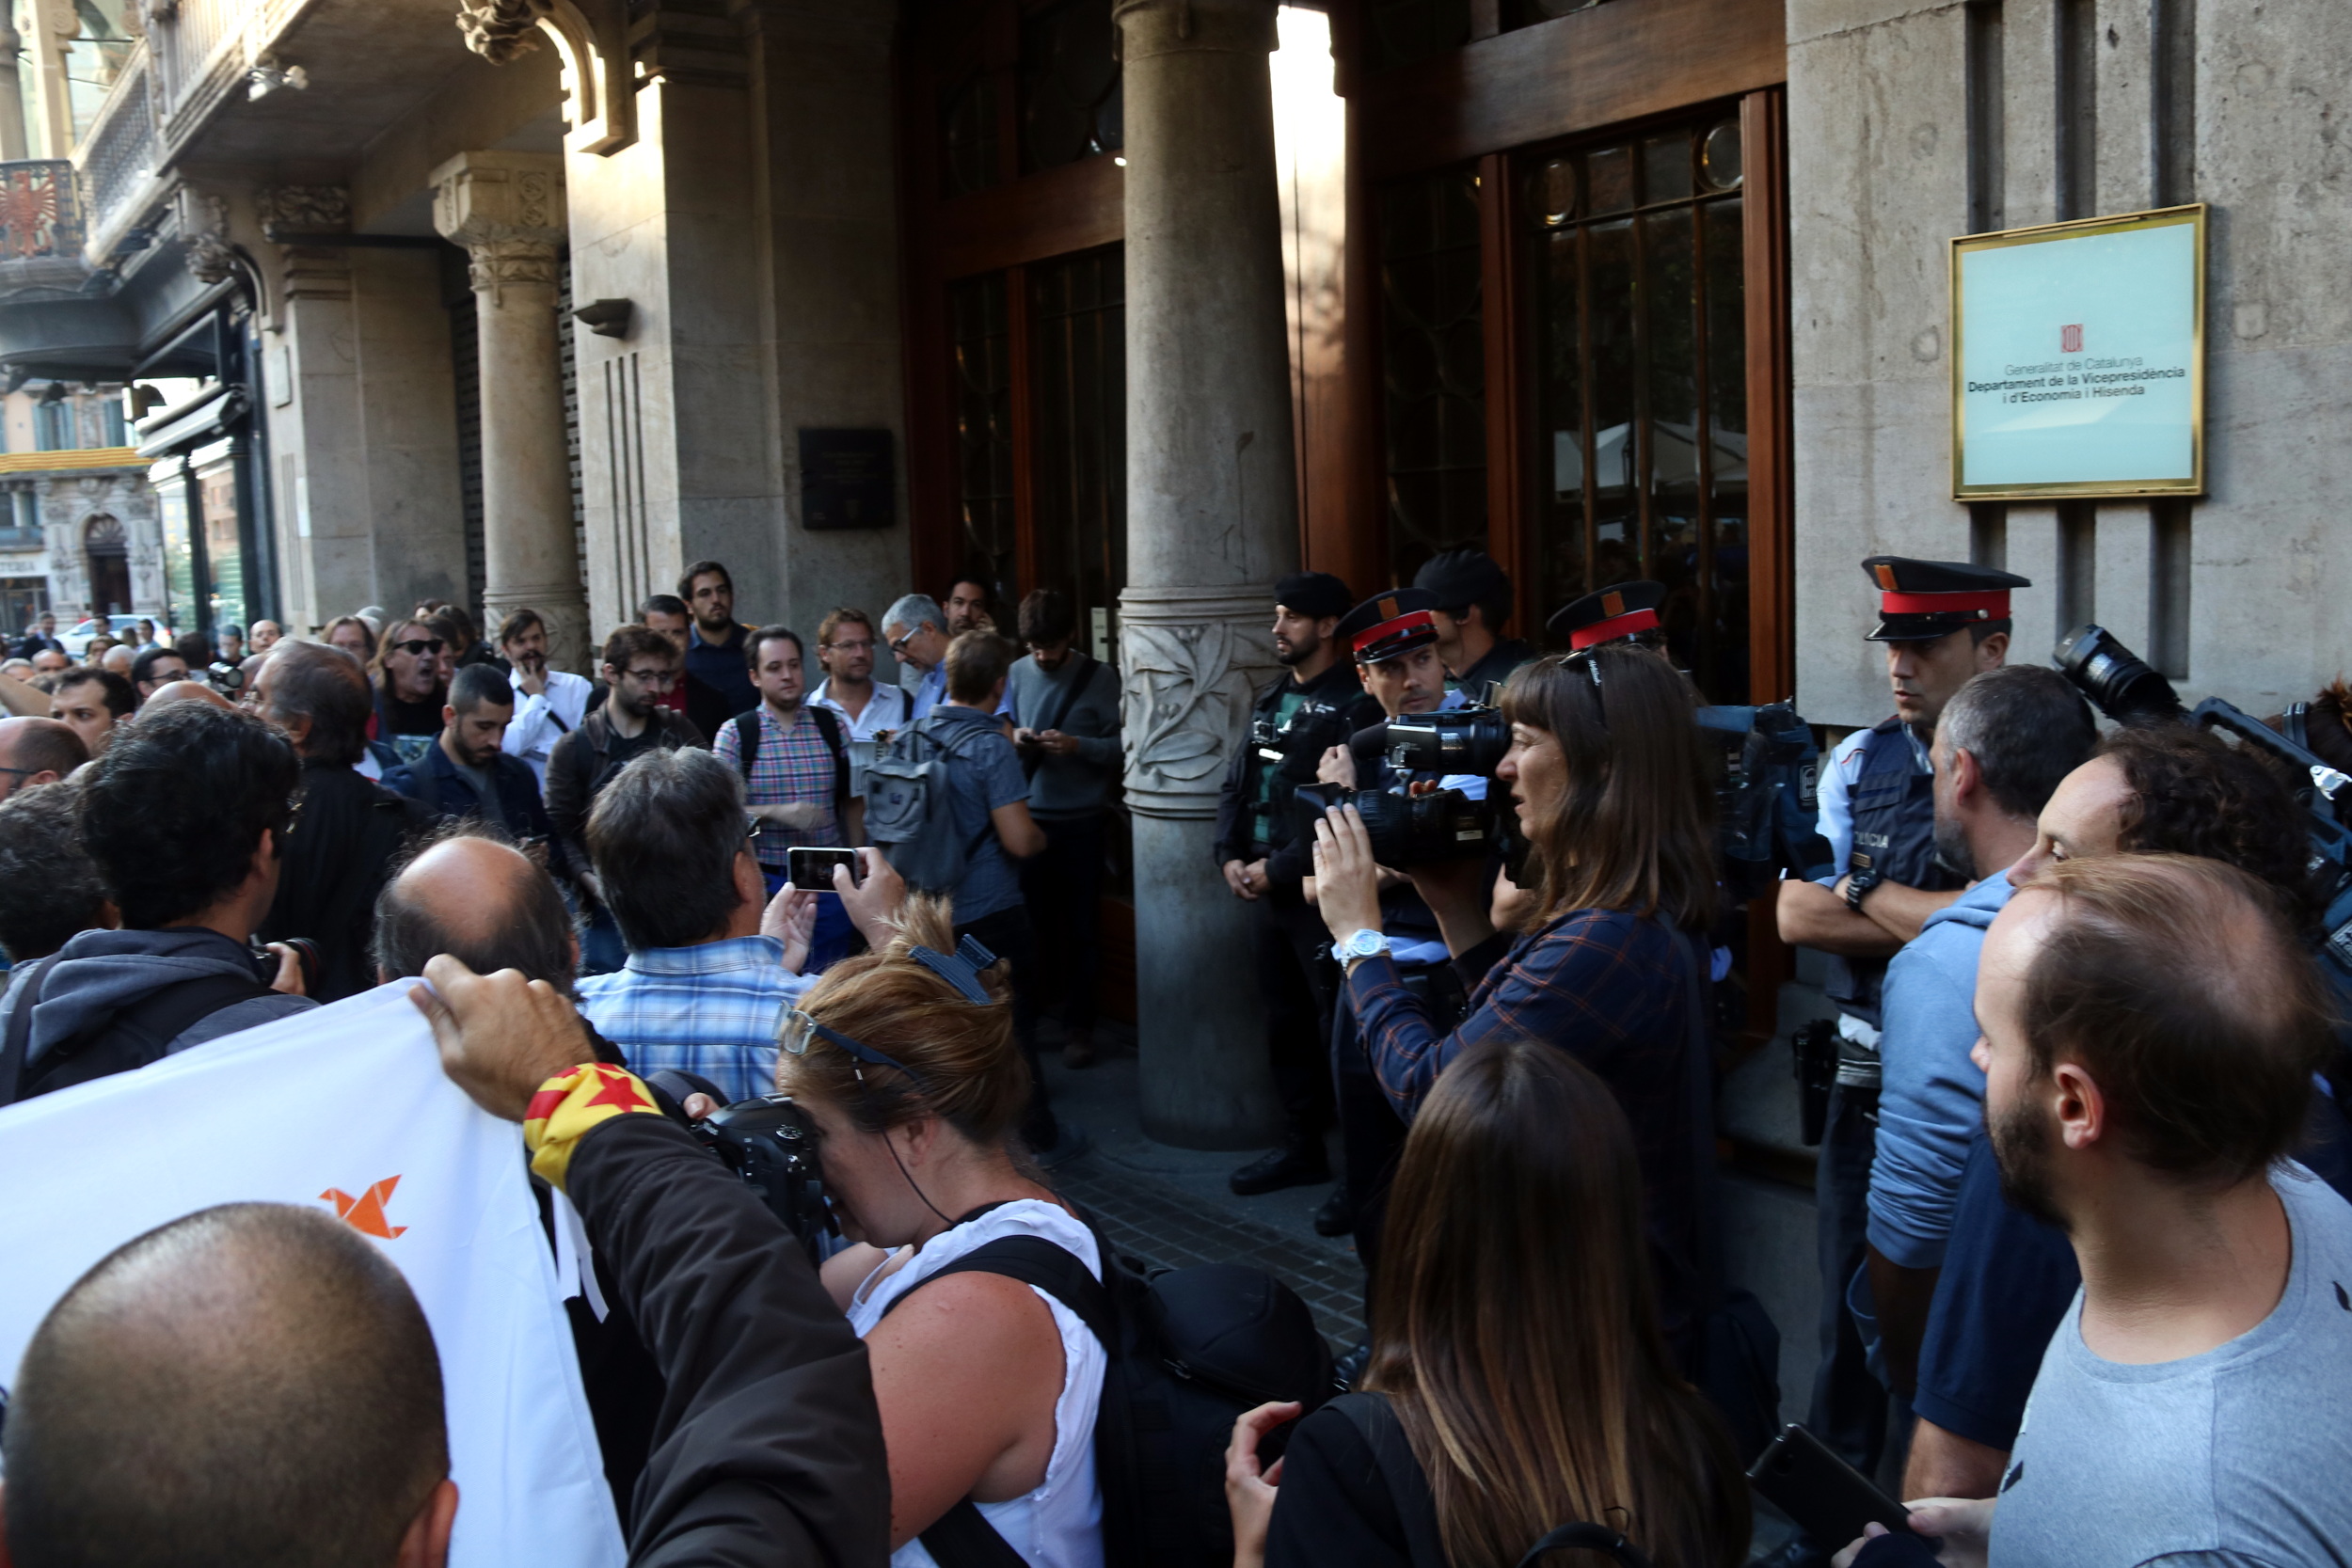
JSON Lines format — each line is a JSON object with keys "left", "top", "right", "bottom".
{"left": 1337, "top": 588, "right": 1441, "bottom": 665}
{"left": 1861, "top": 556, "right": 2031, "bottom": 641}
{"left": 1274, "top": 571, "right": 1354, "bottom": 622}
{"left": 1547, "top": 580, "right": 1666, "bottom": 651}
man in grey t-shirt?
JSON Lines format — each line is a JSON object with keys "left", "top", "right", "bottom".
{"left": 1840, "top": 853, "right": 2352, "bottom": 1568}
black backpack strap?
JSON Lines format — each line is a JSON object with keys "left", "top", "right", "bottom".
{"left": 731, "top": 711, "right": 761, "bottom": 780}
{"left": 1331, "top": 1392, "right": 1447, "bottom": 1568}
{"left": 805, "top": 703, "right": 850, "bottom": 800}
{"left": 919, "top": 1500, "right": 1030, "bottom": 1568}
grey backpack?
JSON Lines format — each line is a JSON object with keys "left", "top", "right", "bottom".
{"left": 865, "top": 714, "right": 993, "bottom": 894}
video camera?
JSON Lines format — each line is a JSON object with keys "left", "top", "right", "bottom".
{"left": 2055, "top": 624, "right": 2352, "bottom": 998}
{"left": 647, "top": 1071, "right": 838, "bottom": 1263}
{"left": 1697, "top": 702, "right": 1837, "bottom": 902}
{"left": 1288, "top": 706, "right": 1508, "bottom": 868}
{"left": 206, "top": 660, "right": 246, "bottom": 698}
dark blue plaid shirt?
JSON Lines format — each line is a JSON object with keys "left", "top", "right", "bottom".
{"left": 1347, "top": 906, "right": 1704, "bottom": 1330}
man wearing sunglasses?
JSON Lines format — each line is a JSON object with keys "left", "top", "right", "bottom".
{"left": 371, "top": 619, "right": 450, "bottom": 768}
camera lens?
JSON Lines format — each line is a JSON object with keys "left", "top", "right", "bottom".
{"left": 2055, "top": 625, "right": 2183, "bottom": 725}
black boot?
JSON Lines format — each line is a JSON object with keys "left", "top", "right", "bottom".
{"left": 1312, "top": 1187, "right": 1355, "bottom": 1237}
{"left": 1229, "top": 1143, "right": 1331, "bottom": 1196}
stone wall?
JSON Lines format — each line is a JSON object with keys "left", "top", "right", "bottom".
{"left": 1788, "top": 0, "right": 2352, "bottom": 726}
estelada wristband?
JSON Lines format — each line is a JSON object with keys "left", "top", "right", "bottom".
{"left": 523, "top": 1064, "right": 662, "bottom": 1192}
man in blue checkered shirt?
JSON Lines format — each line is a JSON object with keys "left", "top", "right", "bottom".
{"left": 715, "top": 625, "right": 863, "bottom": 967}
{"left": 574, "top": 745, "right": 818, "bottom": 1104}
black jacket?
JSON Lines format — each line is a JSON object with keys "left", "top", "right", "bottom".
{"left": 1211, "top": 659, "right": 1370, "bottom": 897}
{"left": 1454, "top": 637, "right": 1536, "bottom": 706}
{"left": 545, "top": 706, "right": 707, "bottom": 884}
{"left": 384, "top": 741, "right": 555, "bottom": 846}
{"left": 260, "top": 760, "right": 436, "bottom": 1002}
{"left": 564, "top": 1113, "right": 890, "bottom": 1566}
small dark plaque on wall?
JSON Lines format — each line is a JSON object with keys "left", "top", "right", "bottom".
{"left": 799, "top": 428, "right": 896, "bottom": 531}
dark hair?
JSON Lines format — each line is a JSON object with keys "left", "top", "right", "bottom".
{"left": 602, "top": 624, "right": 678, "bottom": 673}
{"left": 2015, "top": 854, "right": 2333, "bottom": 1186}
{"left": 1498, "top": 647, "right": 1718, "bottom": 931}
{"left": 1367, "top": 1039, "right": 1748, "bottom": 1568}
{"left": 129, "top": 644, "right": 187, "bottom": 690}
{"left": 745, "top": 624, "right": 803, "bottom": 670}
{"left": 172, "top": 630, "right": 210, "bottom": 669}
{"left": 678, "top": 560, "right": 732, "bottom": 600}
{"left": 787, "top": 895, "right": 1028, "bottom": 1145}
{"left": 321, "top": 615, "right": 377, "bottom": 661}
{"left": 1, "top": 718, "right": 88, "bottom": 780}
{"left": 2099, "top": 726, "right": 2319, "bottom": 927}
{"left": 433, "top": 603, "right": 478, "bottom": 651}
{"left": 260, "top": 641, "right": 373, "bottom": 766}
{"left": 0, "top": 780, "right": 107, "bottom": 961}
{"left": 1937, "top": 666, "right": 2098, "bottom": 819}
{"left": 372, "top": 821, "right": 575, "bottom": 993}
{"left": 55, "top": 667, "right": 133, "bottom": 720}
{"left": 1968, "top": 619, "right": 2012, "bottom": 645}
{"left": 3, "top": 1202, "right": 447, "bottom": 1568}
{"left": 945, "top": 630, "right": 1015, "bottom": 704}
{"left": 637, "top": 594, "right": 689, "bottom": 621}
{"left": 818, "top": 607, "right": 872, "bottom": 647}
{"left": 80, "top": 703, "right": 297, "bottom": 928}
{"left": 1017, "top": 588, "right": 1075, "bottom": 646}
{"left": 584, "top": 748, "right": 748, "bottom": 950}
{"left": 496, "top": 608, "right": 545, "bottom": 648}
{"left": 448, "top": 661, "right": 513, "bottom": 713}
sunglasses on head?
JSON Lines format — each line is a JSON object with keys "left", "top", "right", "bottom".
{"left": 395, "top": 638, "right": 446, "bottom": 657}
{"left": 776, "top": 937, "right": 1002, "bottom": 1094}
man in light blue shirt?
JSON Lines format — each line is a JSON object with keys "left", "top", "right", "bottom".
{"left": 882, "top": 593, "right": 950, "bottom": 721}
{"left": 571, "top": 745, "right": 815, "bottom": 1105}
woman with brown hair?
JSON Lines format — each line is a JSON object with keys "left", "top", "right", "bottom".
{"left": 784, "top": 895, "right": 1107, "bottom": 1568}
{"left": 1311, "top": 642, "right": 1720, "bottom": 1333}
{"left": 1227, "top": 1037, "right": 1750, "bottom": 1568}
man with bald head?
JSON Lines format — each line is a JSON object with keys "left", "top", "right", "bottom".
{"left": 0, "top": 1201, "right": 456, "bottom": 1568}
{"left": 0, "top": 716, "right": 87, "bottom": 800}
{"left": 254, "top": 642, "right": 433, "bottom": 1002}
{"left": 134, "top": 678, "right": 232, "bottom": 716}
{"left": 372, "top": 824, "right": 578, "bottom": 994}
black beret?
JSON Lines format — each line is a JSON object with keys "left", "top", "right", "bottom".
{"left": 1413, "top": 549, "right": 1511, "bottom": 612}
{"left": 1274, "top": 571, "right": 1354, "bottom": 622}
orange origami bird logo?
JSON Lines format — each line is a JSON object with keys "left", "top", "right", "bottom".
{"left": 321, "top": 1175, "right": 409, "bottom": 1239}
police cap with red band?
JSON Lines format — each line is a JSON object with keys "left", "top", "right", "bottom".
{"left": 1547, "top": 580, "right": 1667, "bottom": 651}
{"left": 1861, "top": 555, "right": 2031, "bottom": 641}
{"left": 1338, "top": 588, "right": 1441, "bottom": 665}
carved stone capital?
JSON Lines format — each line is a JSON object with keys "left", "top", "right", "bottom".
{"left": 1112, "top": 0, "right": 1278, "bottom": 62}
{"left": 175, "top": 187, "right": 235, "bottom": 285}
{"left": 257, "top": 183, "right": 350, "bottom": 235}
{"left": 464, "top": 238, "right": 560, "bottom": 298}
{"left": 1117, "top": 584, "right": 1282, "bottom": 820}
{"left": 431, "top": 150, "right": 565, "bottom": 249}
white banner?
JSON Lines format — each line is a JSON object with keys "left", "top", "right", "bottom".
{"left": 0, "top": 982, "right": 626, "bottom": 1568}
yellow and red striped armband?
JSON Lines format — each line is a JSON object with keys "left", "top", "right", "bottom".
{"left": 523, "top": 1064, "right": 662, "bottom": 1191}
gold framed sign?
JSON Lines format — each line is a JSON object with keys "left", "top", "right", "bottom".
{"left": 1950, "top": 204, "right": 2205, "bottom": 500}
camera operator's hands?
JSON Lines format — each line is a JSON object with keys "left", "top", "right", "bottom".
{"left": 263, "top": 942, "right": 308, "bottom": 997}
{"left": 763, "top": 884, "right": 818, "bottom": 973}
{"left": 410, "top": 956, "right": 596, "bottom": 1121}
{"left": 1311, "top": 804, "right": 1385, "bottom": 942}
{"left": 836, "top": 845, "right": 907, "bottom": 948}
{"left": 1315, "top": 744, "right": 1358, "bottom": 789}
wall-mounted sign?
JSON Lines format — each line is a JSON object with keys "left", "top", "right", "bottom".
{"left": 799, "top": 428, "right": 896, "bottom": 530}
{"left": 1950, "top": 204, "right": 2204, "bottom": 499}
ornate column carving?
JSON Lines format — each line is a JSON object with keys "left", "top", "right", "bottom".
{"left": 1114, "top": 0, "right": 1297, "bottom": 1148}
{"left": 431, "top": 150, "right": 587, "bottom": 673}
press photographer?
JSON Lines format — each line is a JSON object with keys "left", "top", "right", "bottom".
{"left": 1311, "top": 642, "right": 1715, "bottom": 1341}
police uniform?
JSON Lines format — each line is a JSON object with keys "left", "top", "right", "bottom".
{"left": 1213, "top": 572, "right": 1362, "bottom": 1196}
{"left": 1804, "top": 554, "right": 2029, "bottom": 1474}
{"left": 1548, "top": 579, "right": 1669, "bottom": 650}
{"left": 1415, "top": 549, "right": 1536, "bottom": 705}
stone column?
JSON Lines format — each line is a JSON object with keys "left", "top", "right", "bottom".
{"left": 1115, "top": 0, "right": 1297, "bottom": 1149}
{"left": 431, "top": 151, "right": 588, "bottom": 672}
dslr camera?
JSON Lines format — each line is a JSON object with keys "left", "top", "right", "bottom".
{"left": 206, "top": 659, "right": 246, "bottom": 698}
{"left": 647, "top": 1071, "right": 838, "bottom": 1263}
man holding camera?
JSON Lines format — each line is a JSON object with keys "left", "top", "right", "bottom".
{"left": 1215, "top": 571, "right": 1360, "bottom": 1200}
{"left": 1775, "top": 554, "right": 2028, "bottom": 1477}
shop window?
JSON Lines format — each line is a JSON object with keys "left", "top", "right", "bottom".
{"left": 1521, "top": 116, "right": 1750, "bottom": 701}
{"left": 1378, "top": 165, "right": 1486, "bottom": 588}
{"left": 1019, "top": 0, "right": 1122, "bottom": 174}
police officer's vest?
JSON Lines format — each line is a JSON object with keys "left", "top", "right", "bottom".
{"left": 1824, "top": 718, "right": 1963, "bottom": 1028}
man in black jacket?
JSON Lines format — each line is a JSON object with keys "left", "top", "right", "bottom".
{"left": 255, "top": 641, "right": 434, "bottom": 1002}
{"left": 383, "top": 662, "right": 555, "bottom": 846}
{"left": 1212, "top": 571, "right": 1360, "bottom": 1199}
{"left": 0, "top": 957, "right": 890, "bottom": 1568}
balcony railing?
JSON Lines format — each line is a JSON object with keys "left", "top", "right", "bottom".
{"left": 76, "top": 43, "right": 159, "bottom": 253}
{"left": 0, "top": 162, "right": 85, "bottom": 263}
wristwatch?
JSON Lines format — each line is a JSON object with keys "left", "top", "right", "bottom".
{"left": 1844, "top": 867, "right": 1882, "bottom": 913}
{"left": 1333, "top": 927, "right": 1386, "bottom": 974}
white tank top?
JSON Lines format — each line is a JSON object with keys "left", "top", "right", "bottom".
{"left": 847, "top": 1198, "right": 1107, "bottom": 1568}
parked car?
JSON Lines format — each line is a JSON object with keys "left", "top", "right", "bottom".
{"left": 59, "top": 614, "right": 150, "bottom": 658}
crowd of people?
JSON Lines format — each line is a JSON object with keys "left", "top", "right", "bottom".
{"left": 0, "top": 545, "right": 2348, "bottom": 1568}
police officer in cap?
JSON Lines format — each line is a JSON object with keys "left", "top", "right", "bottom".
{"left": 1215, "top": 571, "right": 1362, "bottom": 1201}
{"left": 1547, "top": 579, "right": 1671, "bottom": 654}
{"left": 1775, "top": 554, "right": 2028, "bottom": 1477}
{"left": 1414, "top": 549, "right": 1536, "bottom": 705}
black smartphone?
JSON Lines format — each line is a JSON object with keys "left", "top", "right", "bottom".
{"left": 1747, "top": 1423, "right": 1913, "bottom": 1549}
{"left": 787, "top": 847, "right": 862, "bottom": 891}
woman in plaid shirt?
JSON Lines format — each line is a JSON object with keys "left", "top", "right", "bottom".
{"left": 1311, "top": 644, "right": 1719, "bottom": 1345}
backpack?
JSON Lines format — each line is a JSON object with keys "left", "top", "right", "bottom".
{"left": 0, "top": 955, "right": 274, "bottom": 1107}
{"left": 728, "top": 704, "right": 849, "bottom": 800}
{"left": 864, "top": 713, "right": 997, "bottom": 894}
{"left": 881, "top": 1214, "right": 1335, "bottom": 1568}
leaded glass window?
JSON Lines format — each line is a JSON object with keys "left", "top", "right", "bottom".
{"left": 1379, "top": 166, "right": 1486, "bottom": 588}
